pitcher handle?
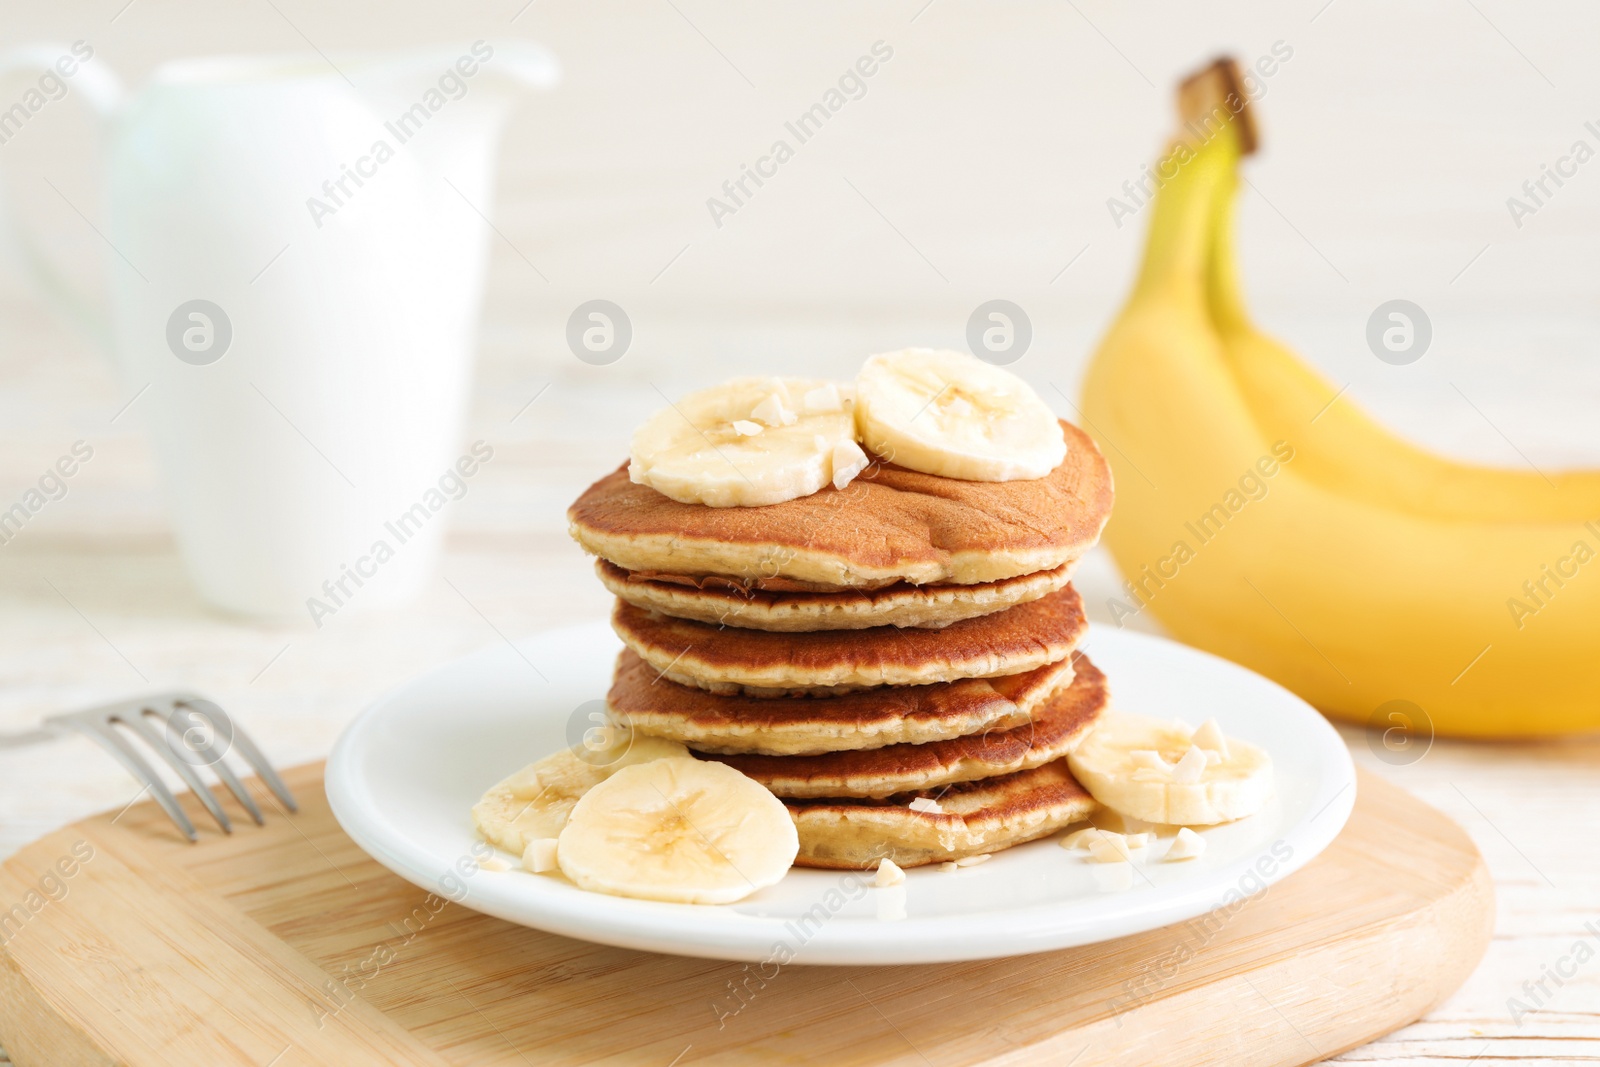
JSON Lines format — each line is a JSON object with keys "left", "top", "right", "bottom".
{"left": 0, "top": 42, "right": 125, "bottom": 351}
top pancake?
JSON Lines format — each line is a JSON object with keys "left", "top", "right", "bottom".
{"left": 568, "top": 420, "right": 1113, "bottom": 589}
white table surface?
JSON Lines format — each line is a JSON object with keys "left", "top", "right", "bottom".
{"left": 1, "top": 315, "right": 1596, "bottom": 1065}
{"left": 3, "top": 1, "right": 1600, "bottom": 1061}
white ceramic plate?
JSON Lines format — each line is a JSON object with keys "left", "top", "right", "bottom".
{"left": 326, "top": 622, "right": 1355, "bottom": 965}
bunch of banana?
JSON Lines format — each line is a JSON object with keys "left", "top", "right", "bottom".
{"left": 1081, "top": 58, "right": 1600, "bottom": 736}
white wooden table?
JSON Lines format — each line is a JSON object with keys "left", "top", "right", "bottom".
{"left": 3, "top": 1, "right": 1600, "bottom": 1061}
{"left": 2, "top": 312, "right": 1596, "bottom": 1065}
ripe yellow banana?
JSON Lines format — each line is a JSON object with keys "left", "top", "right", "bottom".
{"left": 1081, "top": 59, "right": 1600, "bottom": 736}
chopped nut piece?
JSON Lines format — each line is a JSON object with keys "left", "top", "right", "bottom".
{"left": 955, "top": 853, "right": 991, "bottom": 867}
{"left": 1165, "top": 827, "right": 1206, "bottom": 861}
{"left": 937, "top": 861, "right": 959, "bottom": 872}
{"left": 908, "top": 797, "right": 945, "bottom": 814}
{"left": 521, "top": 838, "right": 561, "bottom": 874}
{"left": 504, "top": 765, "right": 546, "bottom": 801}
{"left": 801, "top": 382, "right": 845, "bottom": 414}
{"left": 751, "top": 392, "right": 797, "bottom": 427}
{"left": 731, "top": 419, "right": 763, "bottom": 437}
{"left": 1060, "top": 826, "right": 1111, "bottom": 850}
{"left": 1086, "top": 833, "right": 1133, "bottom": 863}
{"left": 832, "top": 439, "right": 870, "bottom": 490}
{"left": 874, "top": 858, "right": 906, "bottom": 887}
{"left": 478, "top": 856, "right": 511, "bottom": 872}
{"left": 1062, "top": 831, "right": 1152, "bottom": 857}
{"left": 1170, "top": 745, "right": 1208, "bottom": 784}
{"left": 1129, "top": 749, "right": 1172, "bottom": 773}
{"left": 1192, "top": 718, "right": 1230, "bottom": 758}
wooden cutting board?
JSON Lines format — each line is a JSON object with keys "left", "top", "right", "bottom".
{"left": 0, "top": 763, "right": 1490, "bottom": 1067}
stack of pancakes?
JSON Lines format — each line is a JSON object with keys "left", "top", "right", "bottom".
{"left": 568, "top": 421, "right": 1116, "bottom": 869}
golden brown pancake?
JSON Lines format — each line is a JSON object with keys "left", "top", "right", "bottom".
{"left": 709, "top": 656, "right": 1105, "bottom": 797}
{"left": 608, "top": 648, "right": 1077, "bottom": 755}
{"left": 568, "top": 421, "right": 1113, "bottom": 589}
{"left": 596, "top": 559, "right": 1077, "bottom": 632}
{"left": 788, "top": 760, "right": 1099, "bottom": 869}
{"left": 611, "top": 585, "right": 1087, "bottom": 697}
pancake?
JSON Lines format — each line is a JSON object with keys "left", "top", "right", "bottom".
{"left": 709, "top": 655, "right": 1105, "bottom": 797}
{"left": 596, "top": 559, "right": 1077, "bottom": 632}
{"left": 788, "top": 760, "right": 1099, "bottom": 869}
{"left": 608, "top": 648, "right": 1077, "bottom": 755}
{"left": 568, "top": 420, "right": 1113, "bottom": 590}
{"left": 611, "top": 585, "right": 1087, "bottom": 697}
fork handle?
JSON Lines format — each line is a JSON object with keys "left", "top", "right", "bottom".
{"left": 0, "top": 726, "right": 64, "bottom": 747}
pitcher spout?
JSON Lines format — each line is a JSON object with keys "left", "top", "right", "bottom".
{"left": 348, "top": 40, "right": 557, "bottom": 173}
{"left": 354, "top": 40, "right": 557, "bottom": 119}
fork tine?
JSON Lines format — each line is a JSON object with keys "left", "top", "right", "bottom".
{"left": 202, "top": 751, "right": 266, "bottom": 826}
{"left": 118, "top": 712, "right": 233, "bottom": 834}
{"left": 74, "top": 720, "right": 198, "bottom": 842}
{"left": 180, "top": 698, "right": 297, "bottom": 814}
{"left": 152, "top": 698, "right": 263, "bottom": 824}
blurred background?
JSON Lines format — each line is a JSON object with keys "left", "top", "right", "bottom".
{"left": 2, "top": 3, "right": 1598, "bottom": 1056}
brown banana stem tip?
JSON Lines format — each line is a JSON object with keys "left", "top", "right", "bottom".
{"left": 1176, "top": 56, "right": 1258, "bottom": 156}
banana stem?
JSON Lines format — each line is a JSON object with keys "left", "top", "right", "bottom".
{"left": 1131, "top": 58, "right": 1253, "bottom": 304}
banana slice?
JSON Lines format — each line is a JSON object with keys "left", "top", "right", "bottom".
{"left": 855, "top": 349, "right": 1066, "bottom": 481}
{"left": 557, "top": 757, "right": 798, "bottom": 904}
{"left": 1066, "top": 712, "right": 1272, "bottom": 825}
{"left": 629, "top": 377, "right": 857, "bottom": 507}
{"left": 472, "top": 736, "right": 690, "bottom": 855}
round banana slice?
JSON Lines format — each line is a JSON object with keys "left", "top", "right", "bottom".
{"left": 1066, "top": 712, "right": 1272, "bottom": 826}
{"left": 855, "top": 349, "right": 1067, "bottom": 481}
{"left": 558, "top": 758, "right": 798, "bottom": 904}
{"left": 629, "top": 377, "right": 857, "bottom": 507}
{"left": 472, "top": 736, "right": 691, "bottom": 855}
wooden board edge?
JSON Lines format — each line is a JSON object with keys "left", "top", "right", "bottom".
{"left": 991, "top": 771, "right": 1497, "bottom": 1066}
{"left": 0, "top": 943, "right": 117, "bottom": 1067}
{"left": 0, "top": 828, "right": 119, "bottom": 1067}
{"left": 0, "top": 822, "right": 454, "bottom": 1067}
{"left": 0, "top": 764, "right": 1498, "bottom": 1067}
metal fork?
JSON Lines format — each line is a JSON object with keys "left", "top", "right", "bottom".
{"left": 0, "top": 692, "right": 297, "bottom": 842}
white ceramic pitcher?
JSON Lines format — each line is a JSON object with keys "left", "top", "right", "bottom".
{"left": 0, "top": 41, "right": 557, "bottom": 620}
